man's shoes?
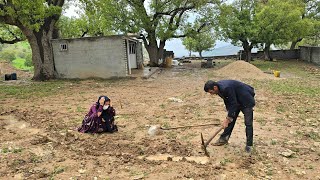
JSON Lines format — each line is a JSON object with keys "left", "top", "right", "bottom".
{"left": 213, "top": 138, "right": 228, "bottom": 146}
{"left": 245, "top": 146, "right": 253, "bottom": 153}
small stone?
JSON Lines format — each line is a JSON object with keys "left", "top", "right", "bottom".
{"left": 285, "top": 140, "right": 296, "bottom": 145}
{"left": 78, "top": 169, "right": 86, "bottom": 174}
{"left": 314, "top": 142, "right": 320, "bottom": 147}
{"left": 280, "top": 149, "right": 294, "bottom": 158}
{"left": 168, "top": 97, "right": 183, "bottom": 103}
{"left": 93, "top": 177, "right": 98, "bottom": 180}
{"left": 132, "top": 174, "right": 144, "bottom": 180}
{"left": 14, "top": 173, "right": 24, "bottom": 179}
{"left": 219, "top": 174, "right": 227, "bottom": 180}
{"left": 296, "top": 170, "right": 306, "bottom": 176}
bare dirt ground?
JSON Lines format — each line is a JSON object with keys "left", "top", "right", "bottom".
{"left": 0, "top": 60, "right": 319, "bottom": 180}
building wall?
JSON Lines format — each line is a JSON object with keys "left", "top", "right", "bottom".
{"left": 52, "top": 36, "right": 126, "bottom": 79}
{"left": 300, "top": 46, "right": 320, "bottom": 65}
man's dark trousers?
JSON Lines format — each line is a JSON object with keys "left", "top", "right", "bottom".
{"left": 220, "top": 107, "right": 253, "bottom": 146}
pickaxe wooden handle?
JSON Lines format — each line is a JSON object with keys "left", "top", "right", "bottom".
{"left": 201, "top": 126, "right": 224, "bottom": 157}
{"left": 160, "top": 122, "right": 219, "bottom": 130}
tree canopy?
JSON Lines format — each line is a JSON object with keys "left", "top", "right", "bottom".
{"left": 217, "top": 0, "right": 258, "bottom": 61}
{"left": 182, "top": 30, "right": 216, "bottom": 57}
{"left": 78, "top": 0, "right": 217, "bottom": 65}
{"left": 0, "top": 0, "right": 65, "bottom": 80}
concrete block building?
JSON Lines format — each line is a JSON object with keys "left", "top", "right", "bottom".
{"left": 51, "top": 35, "right": 143, "bottom": 79}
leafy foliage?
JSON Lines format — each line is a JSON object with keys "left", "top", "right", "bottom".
{"left": 217, "top": 0, "right": 258, "bottom": 46}
{"left": 256, "top": 0, "right": 314, "bottom": 46}
{"left": 78, "top": 0, "right": 217, "bottom": 64}
{"left": 0, "top": 0, "right": 65, "bottom": 80}
{"left": 182, "top": 30, "right": 216, "bottom": 57}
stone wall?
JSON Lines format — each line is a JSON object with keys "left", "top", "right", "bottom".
{"left": 300, "top": 46, "right": 320, "bottom": 65}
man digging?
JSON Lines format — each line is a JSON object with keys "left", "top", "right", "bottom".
{"left": 204, "top": 80, "right": 255, "bottom": 153}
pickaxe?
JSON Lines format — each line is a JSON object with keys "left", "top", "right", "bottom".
{"left": 201, "top": 126, "right": 224, "bottom": 157}
{"left": 160, "top": 122, "right": 219, "bottom": 130}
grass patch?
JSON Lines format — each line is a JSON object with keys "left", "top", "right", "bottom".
{"left": 0, "top": 81, "right": 66, "bottom": 99}
{"left": 76, "top": 106, "right": 85, "bottom": 112}
{"left": 253, "top": 79, "right": 320, "bottom": 97}
{"left": 251, "top": 60, "right": 311, "bottom": 77}
{"left": 256, "top": 117, "right": 267, "bottom": 126}
{"left": 12, "top": 58, "right": 33, "bottom": 71}
{"left": 0, "top": 147, "right": 23, "bottom": 153}
{"left": 220, "top": 158, "right": 233, "bottom": 166}
{"left": 50, "top": 166, "right": 65, "bottom": 179}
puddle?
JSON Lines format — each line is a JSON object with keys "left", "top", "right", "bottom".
{"left": 0, "top": 115, "right": 40, "bottom": 135}
{"left": 138, "top": 154, "right": 209, "bottom": 164}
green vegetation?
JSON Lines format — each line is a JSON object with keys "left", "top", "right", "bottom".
{"left": 0, "top": 41, "right": 33, "bottom": 71}
{"left": 0, "top": 81, "right": 65, "bottom": 99}
{"left": 50, "top": 166, "right": 65, "bottom": 179}
{"left": 252, "top": 60, "right": 311, "bottom": 77}
{"left": 182, "top": 30, "right": 217, "bottom": 57}
{"left": 0, "top": 0, "right": 64, "bottom": 80}
{"left": 252, "top": 60, "right": 320, "bottom": 97}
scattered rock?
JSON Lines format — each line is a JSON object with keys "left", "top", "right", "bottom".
{"left": 219, "top": 174, "right": 227, "bottom": 180}
{"left": 285, "top": 140, "right": 296, "bottom": 145}
{"left": 279, "top": 149, "right": 295, "bottom": 158}
{"left": 13, "top": 173, "right": 24, "bottom": 179}
{"left": 313, "top": 142, "right": 320, "bottom": 147}
{"left": 168, "top": 97, "right": 183, "bottom": 103}
{"left": 78, "top": 169, "right": 86, "bottom": 174}
{"left": 296, "top": 170, "right": 306, "bottom": 176}
{"left": 147, "top": 125, "right": 160, "bottom": 136}
{"left": 132, "top": 174, "right": 144, "bottom": 180}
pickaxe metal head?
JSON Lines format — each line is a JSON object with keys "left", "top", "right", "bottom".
{"left": 201, "top": 133, "right": 210, "bottom": 157}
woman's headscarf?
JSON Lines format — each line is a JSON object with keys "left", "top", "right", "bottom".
{"left": 96, "top": 96, "right": 111, "bottom": 109}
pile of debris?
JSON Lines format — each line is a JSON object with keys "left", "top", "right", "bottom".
{"left": 215, "top": 60, "right": 273, "bottom": 79}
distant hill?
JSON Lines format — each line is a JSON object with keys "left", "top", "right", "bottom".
{"left": 203, "top": 44, "right": 258, "bottom": 57}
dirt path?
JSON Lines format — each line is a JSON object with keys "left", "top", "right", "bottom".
{"left": 0, "top": 61, "right": 319, "bottom": 179}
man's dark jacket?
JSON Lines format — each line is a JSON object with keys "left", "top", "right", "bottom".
{"left": 217, "top": 80, "right": 255, "bottom": 118}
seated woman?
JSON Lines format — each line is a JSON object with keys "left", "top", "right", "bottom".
{"left": 101, "top": 96, "right": 118, "bottom": 133}
{"left": 78, "top": 96, "right": 106, "bottom": 133}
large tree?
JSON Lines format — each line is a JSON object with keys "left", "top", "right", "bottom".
{"left": 182, "top": 30, "right": 216, "bottom": 58}
{"left": 290, "top": 0, "right": 320, "bottom": 49}
{"left": 217, "top": 0, "right": 258, "bottom": 62}
{"left": 0, "top": 0, "right": 65, "bottom": 80}
{"left": 79, "top": 0, "right": 216, "bottom": 66}
{"left": 255, "top": 0, "right": 313, "bottom": 60}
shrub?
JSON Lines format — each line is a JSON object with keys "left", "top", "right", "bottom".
{"left": 0, "top": 50, "right": 16, "bottom": 62}
{"left": 24, "top": 53, "right": 33, "bottom": 67}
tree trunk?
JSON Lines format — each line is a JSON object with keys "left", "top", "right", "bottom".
{"left": 290, "top": 38, "right": 303, "bottom": 50}
{"left": 264, "top": 43, "right": 272, "bottom": 61}
{"left": 189, "top": 50, "right": 191, "bottom": 57}
{"left": 145, "top": 40, "right": 159, "bottom": 66}
{"left": 199, "top": 51, "right": 202, "bottom": 58}
{"left": 20, "top": 22, "right": 56, "bottom": 80}
{"left": 158, "top": 40, "right": 166, "bottom": 64}
{"left": 242, "top": 41, "right": 252, "bottom": 62}
{"left": 144, "top": 36, "right": 166, "bottom": 67}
